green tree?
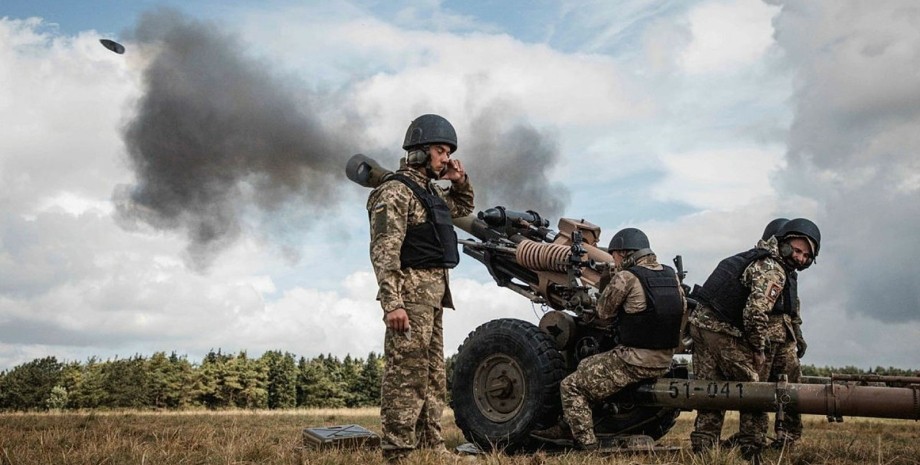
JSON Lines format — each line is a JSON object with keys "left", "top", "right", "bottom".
{"left": 297, "top": 355, "right": 346, "bottom": 407}
{"left": 192, "top": 354, "right": 223, "bottom": 409}
{"left": 353, "top": 352, "right": 383, "bottom": 406}
{"left": 193, "top": 351, "right": 267, "bottom": 409}
{"left": 340, "top": 354, "right": 363, "bottom": 407}
{"left": 100, "top": 355, "right": 150, "bottom": 408}
{"left": 0, "top": 356, "right": 63, "bottom": 410}
{"left": 147, "top": 351, "right": 194, "bottom": 409}
{"left": 45, "top": 385, "right": 69, "bottom": 410}
{"left": 68, "top": 358, "right": 106, "bottom": 409}
{"left": 262, "top": 350, "right": 297, "bottom": 409}
{"left": 229, "top": 351, "right": 268, "bottom": 408}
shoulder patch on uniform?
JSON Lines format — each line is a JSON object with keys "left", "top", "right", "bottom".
{"left": 767, "top": 282, "right": 783, "bottom": 301}
{"left": 372, "top": 203, "right": 388, "bottom": 236}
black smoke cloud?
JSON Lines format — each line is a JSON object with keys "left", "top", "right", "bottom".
{"left": 464, "top": 109, "right": 569, "bottom": 220}
{"left": 769, "top": 0, "right": 920, "bottom": 322}
{"left": 115, "top": 9, "right": 570, "bottom": 269}
{"left": 115, "top": 9, "right": 360, "bottom": 268}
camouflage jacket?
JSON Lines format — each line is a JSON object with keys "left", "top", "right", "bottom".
{"left": 690, "top": 237, "right": 787, "bottom": 352}
{"left": 597, "top": 254, "right": 687, "bottom": 368}
{"left": 756, "top": 238, "right": 802, "bottom": 345}
{"left": 367, "top": 167, "right": 474, "bottom": 314}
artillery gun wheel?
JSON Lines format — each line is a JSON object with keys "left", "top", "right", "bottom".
{"left": 451, "top": 318, "right": 567, "bottom": 452}
{"left": 593, "top": 365, "right": 688, "bottom": 440}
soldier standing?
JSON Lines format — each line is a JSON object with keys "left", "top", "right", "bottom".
{"left": 530, "top": 228, "right": 687, "bottom": 450}
{"left": 761, "top": 219, "right": 810, "bottom": 449}
{"left": 689, "top": 218, "right": 820, "bottom": 462}
{"left": 721, "top": 218, "right": 809, "bottom": 451}
{"left": 366, "top": 114, "right": 474, "bottom": 463}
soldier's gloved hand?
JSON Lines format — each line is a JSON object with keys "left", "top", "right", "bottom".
{"left": 796, "top": 340, "right": 807, "bottom": 359}
{"left": 793, "top": 325, "right": 807, "bottom": 358}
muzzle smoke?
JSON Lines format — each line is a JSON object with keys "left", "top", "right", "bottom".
{"left": 114, "top": 9, "right": 570, "bottom": 269}
{"left": 114, "top": 9, "right": 359, "bottom": 268}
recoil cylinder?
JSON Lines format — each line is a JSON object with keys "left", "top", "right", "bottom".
{"left": 515, "top": 239, "right": 573, "bottom": 273}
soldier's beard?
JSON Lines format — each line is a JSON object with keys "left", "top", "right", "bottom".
{"left": 426, "top": 163, "right": 446, "bottom": 179}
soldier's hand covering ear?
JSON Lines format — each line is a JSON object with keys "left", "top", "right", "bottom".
{"left": 441, "top": 159, "right": 466, "bottom": 182}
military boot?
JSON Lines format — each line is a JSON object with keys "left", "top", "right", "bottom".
{"left": 739, "top": 444, "right": 764, "bottom": 465}
{"left": 689, "top": 431, "right": 719, "bottom": 454}
{"left": 768, "top": 436, "right": 797, "bottom": 451}
{"left": 529, "top": 423, "right": 576, "bottom": 447}
{"left": 720, "top": 432, "right": 742, "bottom": 449}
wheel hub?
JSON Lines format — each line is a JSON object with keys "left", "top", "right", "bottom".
{"left": 472, "top": 354, "right": 526, "bottom": 422}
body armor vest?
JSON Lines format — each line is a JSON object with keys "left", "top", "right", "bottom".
{"left": 389, "top": 175, "right": 459, "bottom": 270}
{"left": 694, "top": 248, "right": 780, "bottom": 329}
{"left": 617, "top": 265, "right": 684, "bottom": 350}
{"left": 771, "top": 270, "right": 797, "bottom": 316}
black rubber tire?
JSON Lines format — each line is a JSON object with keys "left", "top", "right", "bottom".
{"left": 592, "top": 404, "right": 680, "bottom": 440}
{"left": 450, "top": 318, "right": 567, "bottom": 452}
{"left": 593, "top": 365, "right": 688, "bottom": 440}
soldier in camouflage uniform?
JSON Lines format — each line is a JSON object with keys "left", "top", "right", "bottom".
{"left": 759, "top": 219, "right": 808, "bottom": 449}
{"left": 689, "top": 218, "right": 820, "bottom": 461}
{"left": 531, "top": 228, "right": 687, "bottom": 449}
{"left": 763, "top": 221, "right": 817, "bottom": 454}
{"left": 721, "top": 218, "right": 808, "bottom": 451}
{"left": 366, "top": 114, "right": 474, "bottom": 463}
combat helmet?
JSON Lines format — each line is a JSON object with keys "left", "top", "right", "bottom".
{"left": 402, "top": 114, "right": 457, "bottom": 167}
{"left": 761, "top": 218, "right": 789, "bottom": 241}
{"left": 776, "top": 218, "right": 821, "bottom": 269}
{"left": 609, "top": 228, "right": 653, "bottom": 267}
{"left": 608, "top": 228, "right": 650, "bottom": 251}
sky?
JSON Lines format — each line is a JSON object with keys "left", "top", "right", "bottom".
{"left": 1, "top": 0, "right": 918, "bottom": 371}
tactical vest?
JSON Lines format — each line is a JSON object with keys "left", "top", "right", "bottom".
{"left": 617, "top": 265, "right": 684, "bottom": 350}
{"left": 771, "top": 270, "right": 797, "bottom": 316}
{"left": 694, "top": 248, "right": 779, "bottom": 330}
{"left": 389, "top": 174, "right": 459, "bottom": 270}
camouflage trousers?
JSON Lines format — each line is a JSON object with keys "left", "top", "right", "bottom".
{"left": 689, "top": 325, "right": 767, "bottom": 452}
{"left": 560, "top": 350, "right": 668, "bottom": 447}
{"left": 380, "top": 303, "right": 446, "bottom": 461}
{"left": 764, "top": 338, "right": 802, "bottom": 441}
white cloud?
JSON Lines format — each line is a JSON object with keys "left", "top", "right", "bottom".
{"left": 235, "top": 8, "right": 653, "bottom": 150}
{"left": 680, "top": 0, "right": 779, "bottom": 74}
{"left": 37, "top": 192, "right": 114, "bottom": 216}
{"left": 652, "top": 146, "right": 786, "bottom": 210}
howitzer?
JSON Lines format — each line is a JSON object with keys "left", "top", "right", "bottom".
{"left": 345, "top": 154, "right": 919, "bottom": 452}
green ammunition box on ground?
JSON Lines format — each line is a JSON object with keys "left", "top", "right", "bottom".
{"left": 302, "top": 424, "right": 381, "bottom": 450}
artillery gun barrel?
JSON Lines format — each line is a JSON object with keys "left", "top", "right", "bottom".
{"left": 830, "top": 374, "right": 920, "bottom": 385}
{"left": 633, "top": 378, "right": 920, "bottom": 421}
{"left": 453, "top": 215, "right": 501, "bottom": 242}
{"left": 457, "top": 239, "right": 517, "bottom": 255}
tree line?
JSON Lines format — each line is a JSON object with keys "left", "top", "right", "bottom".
{"left": 0, "top": 350, "right": 406, "bottom": 411}
{"left": 0, "top": 350, "right": 913, "bottom": 412}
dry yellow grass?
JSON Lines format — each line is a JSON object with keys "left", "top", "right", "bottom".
{"left": 0, "top": 409, "right": 917, "bottom": 465}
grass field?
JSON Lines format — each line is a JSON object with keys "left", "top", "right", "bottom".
{"left": 1, "top": 409, "right": 917, "bottom": 465}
